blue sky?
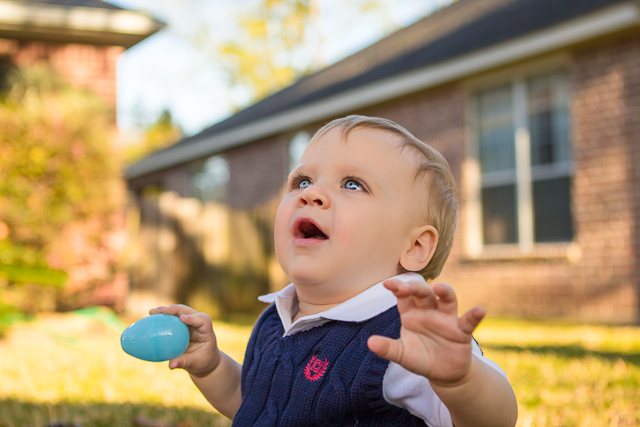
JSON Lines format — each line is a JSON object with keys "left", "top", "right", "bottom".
{"left": 107, "top": 0, "right": 450, "bottom": 137}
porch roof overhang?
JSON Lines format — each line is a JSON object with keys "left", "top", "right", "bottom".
{"left": 0, "top": 1, "right": 164, "bottom": 48}
{"left": 126, "top": 0, "right": 640, "bottom": 181}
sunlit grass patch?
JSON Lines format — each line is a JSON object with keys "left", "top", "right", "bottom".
{"left": 476, "top": 317, "right": 640, "bottom": 354}
{"left": 1, "top": 311, "right": 639, "bottom": 427}
{"left": 0, "top": 310, "right": 252, "bottom": 427}
{"left": 476, "top": 318, "right": 640, "bottom": 427}
{"left": 0, "top": 400, "right": 230, "bottom": 427}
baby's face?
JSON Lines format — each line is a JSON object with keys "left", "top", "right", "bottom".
{"left": 274, "top": 127, "right": 424, "bottom": 299}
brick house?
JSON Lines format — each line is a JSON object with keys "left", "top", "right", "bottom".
{"left": 0, "top": 0, "right": 163, "bottom": 107}
{"left": 0, "top": 0, "right": 163, "bottom": 309}
{"left": 126, "top": 0, "right": 640, "bottom": 323}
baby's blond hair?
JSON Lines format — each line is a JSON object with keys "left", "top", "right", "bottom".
{"left": 310, "top": 115, "right": 458, "bottom": 281}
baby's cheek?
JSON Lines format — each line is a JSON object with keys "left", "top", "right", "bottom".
{"left": 273, "top": 205, "right": 291, "bottom": 243}
{"left": 273, "top": 226, "right": 290, "bottom": 273}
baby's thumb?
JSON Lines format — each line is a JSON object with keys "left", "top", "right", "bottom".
{"left": 168, "top": 355, "right": 187, "bottom": 371}
{"left": 367, "top": 335, "right": 403, "bottom": 364}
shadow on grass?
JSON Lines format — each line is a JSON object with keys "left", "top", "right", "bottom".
{"left": 484, "top": 344, "right": 640, "bottom": 366}
{"left": 0, "top": 399, "right": 231, "bottom": 427}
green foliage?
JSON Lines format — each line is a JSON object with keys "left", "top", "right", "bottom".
{"left": 189, "top": 0, "right": 388, "bottom": 105}
{"left": 217, "top": 0, "right": 312, "bottom": 102}
{"left": 0, "top": 301, "right": 31, "bottom": 338}
{"left": 0, "top": 241, "right": 67, "bottom": 287}
{"left": 0, "top": 65, "right": 123, "bottom": 316}
{"left": 0, "top": 65, "right": 119, "bottom": 250}
{"left": 124, "top": 109, "right": 183, "bottom": 164}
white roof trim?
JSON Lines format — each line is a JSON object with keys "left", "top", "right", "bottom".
{"left": 0, "top": 1, "right": 159, "bottom": 35}
{"left": 127, "top": 1, "right": 640, "bottom": 179}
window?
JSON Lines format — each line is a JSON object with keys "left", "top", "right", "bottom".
{"left": 474, "top": 71, "right": 573, "bottom": 251}
{"left": 191, "top": 155, "right": 229, "bottom": 203}
{"left": 289, "top": 132, "right": 311, "bottom": 172}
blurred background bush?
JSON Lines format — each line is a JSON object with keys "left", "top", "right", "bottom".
{"left": 0, "top": 65, "right": 124, "bottom": 327}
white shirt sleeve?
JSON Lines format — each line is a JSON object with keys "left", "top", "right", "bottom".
{"left": 382, "top": 340, "right": 508, "bottom": 426}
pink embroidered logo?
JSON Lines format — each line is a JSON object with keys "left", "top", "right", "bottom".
{"left": 304, "top": 355, "right": 329, "bottom": 381}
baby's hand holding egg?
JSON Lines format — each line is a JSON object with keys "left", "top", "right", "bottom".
{"left": 121, "top": 314, "right": 189, "bottom": 362}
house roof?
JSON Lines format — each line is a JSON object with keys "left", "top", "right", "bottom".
{"left": 0, "top": 0, "right": 164, "bottom": 47}
{"left": 127, "top": 0, "right": 640, "bottom": 180}
{"left": 13, "top": 0, "right": 124, "bottom": 10}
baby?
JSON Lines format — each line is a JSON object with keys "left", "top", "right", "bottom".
{"left": 151, "top": 115, "right": 517, "bottom": 426}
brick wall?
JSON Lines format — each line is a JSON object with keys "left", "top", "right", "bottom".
{"left": 567, "top": 34, "right": 639, "bottom": 322}
{"left": 390, "top": 35, "right": 640, "bottom": 323}
{"left": 226, "top": 135, "right": 288, "bottom": 208}
{"left": 0, "top": 39, "right": 123, "bottom": 107}
{"left": 443, "top": 35, "right": 640, "bottom": 323}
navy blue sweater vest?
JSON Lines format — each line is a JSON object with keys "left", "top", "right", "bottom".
{"left": 232, "top": 304, "right": 425, "bottom": 427}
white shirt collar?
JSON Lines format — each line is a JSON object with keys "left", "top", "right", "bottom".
{"left": 258, "top": 272, "right": 425, "bottom": 336}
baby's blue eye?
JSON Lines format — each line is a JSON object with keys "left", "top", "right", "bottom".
{"left": 298, "top": 179, "right": 312, "bottom": 189}
{"left": 344, "top": 180, "right": 363, "bottom": 191}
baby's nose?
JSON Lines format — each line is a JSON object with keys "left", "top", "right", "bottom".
{"left": 298, "top": 185, "right": 329, "bottom": 208}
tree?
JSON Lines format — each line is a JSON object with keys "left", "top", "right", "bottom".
{"left": 124, "top": 108, "right": 183, "bottom": 164}
{"left": 215, "top": 0, "right": 315, "bottom": 102}
{"left": 0, "top": 65, "right": 123, "bottom": 314}
{"left": 124, "top": 0, "right": 454, "bottom": 122}
{"left": 140, "top": 0, "right": 393, "bottom": 107}
{"left": 208, "top": 0, "right": 394, "bottom": 103}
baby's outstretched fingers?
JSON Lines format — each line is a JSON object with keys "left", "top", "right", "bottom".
{"left": 367, "top": 335, "right": 403, "bottom": 365}
{"left": 432, "top": 282, "right": 458, "bottom": 315}
{"left": 382, "top": 278, "right": 406, "bottom": 294}
{"left": 458, "top": 306, "right": 486, "bottom": 335}
{"left": 384, "top": 279, "right": 435, "bottom": 299}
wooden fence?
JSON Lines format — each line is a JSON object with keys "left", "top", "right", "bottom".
{"left": 126, "top": 191, "right": 288, "bottom": 318}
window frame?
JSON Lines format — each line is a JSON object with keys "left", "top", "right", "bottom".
{"left": 462, "top": 55, "right": 577, "bottom": 259}
{"left": 190, "top": 154, "right": 230, "bottom": 203}
{"left": 288, "top": 131, "right": 311, "bottom": 173}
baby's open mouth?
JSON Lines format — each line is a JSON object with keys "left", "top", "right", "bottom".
{"left": 294, "top": 218, "right": 328, "bottom": 240}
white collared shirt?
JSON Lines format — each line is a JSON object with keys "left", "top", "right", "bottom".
{"left": 258, "top": 272, "right": 508, "bottom": 427}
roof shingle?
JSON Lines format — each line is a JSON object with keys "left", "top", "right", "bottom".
{"left": 10, "top": 0, "right": 125, "bottom": 10}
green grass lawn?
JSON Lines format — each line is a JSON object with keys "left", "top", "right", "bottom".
{"left": 475, "top": 319, "right": 640, "bottom": 427}
{"left": 0, "top": 309, "right": 638, "bottom": 427}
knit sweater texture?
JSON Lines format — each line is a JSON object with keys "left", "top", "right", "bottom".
{"left": 232, "top": 304, "right": 425, "bottom": 426}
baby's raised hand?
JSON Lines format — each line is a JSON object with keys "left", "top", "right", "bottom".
{"left": 367, "top": 279, "right": 486, "bottom": 386}
{"left": 149, "top": 305, "right": 221, "bottom": 378}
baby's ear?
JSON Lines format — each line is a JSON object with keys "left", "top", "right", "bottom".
{"left": 400, "top": 225, "right": 438, "bottom": 272}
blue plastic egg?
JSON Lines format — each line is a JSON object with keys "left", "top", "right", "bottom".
{"left": 121, "top": 314, "right": 190, "bottom": 362}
